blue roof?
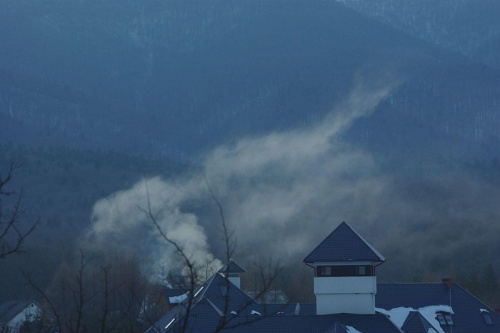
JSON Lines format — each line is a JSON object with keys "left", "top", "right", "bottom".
{"left": 146, "top": 273, "right": 258, "bottom": 333}
{"left": 149, "top": 311, "right": 401, "bottom": 332}
{"left": 326, "top": 322, "right": 350, "bottom": 333}
{"left": 376, "top": 283, "right": 500, "bottom": 333}
{"left": 304, "top": 222, "right": 385, "bottom": 263}
{"left": 218, "top": 261, "right": 246, "bottom": 273}
{"left": 217, "top": 313, "right": 402, "bottom": 333}
{"left": 401, "top": 311, "right": 439, "bottom": 333}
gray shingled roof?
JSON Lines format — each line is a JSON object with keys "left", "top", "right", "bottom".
{"left": 303, "top": 222, "right": 385, "bottom": 263}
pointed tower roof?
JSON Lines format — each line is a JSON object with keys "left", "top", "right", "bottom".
{"left": 218, "top": 260, "right": 245, "bottom": 273}
{"left": 303, "top": 221, "right": 385, "bottom": 263}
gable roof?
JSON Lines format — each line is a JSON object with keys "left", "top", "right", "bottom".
{"left": 376, "top": 283, "right": 500, "bottom": 333}
{"left": 303, "top": 222, "right": 385, "bottom": 263}
{"left": 146, "top": 272, "right": 257, "bottom": 333}
{"left": 401, "top": 311, "right": 440, "bottom": 333}
{"left": 218, "top": 260, "right": 245, "bottom": 274}
{"left": 0, "top": 301, "right": 35, "bottom": 325}
{"left": 326, "top": 322, "right": 350, "bottom": 333}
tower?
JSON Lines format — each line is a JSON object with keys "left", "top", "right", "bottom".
{"left": 303, "top": 222, "right": 385, "bottom": 315}
{"left": 218, "top": 260, "right": 245, "bottom": 289}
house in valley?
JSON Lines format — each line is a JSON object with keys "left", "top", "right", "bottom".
{"left": 146, "top": 222, "right": 500, "bottom": 332}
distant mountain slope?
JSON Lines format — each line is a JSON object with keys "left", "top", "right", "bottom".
{"left": 0, "top": 143, "right": 185, "bottom": 242}
{"left": 336, "top": 0, "right": 500, "bottom": 69}
{"left": 1, "top": 0, "right": 499, "bottom": 160}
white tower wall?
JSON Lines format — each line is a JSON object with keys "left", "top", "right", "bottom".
{"left": 314, "top": 276, "right": 377, "bottom": 315}
{"left": 228, "top": 276, "right": 241, "bottom": 289}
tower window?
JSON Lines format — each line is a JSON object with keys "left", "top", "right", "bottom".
{"left": 316, "top": 265, "right": 374, "bottom": 277}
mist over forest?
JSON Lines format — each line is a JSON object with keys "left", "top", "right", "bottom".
{"left": 1, "top": 0, "right": 500, "bottom": 320}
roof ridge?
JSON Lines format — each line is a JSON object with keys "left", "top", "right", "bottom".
{"left": 303, "top": 221, "right": 384, "bottom": 263}
{"left": 348, "top": 223, "right": 385, "bottom": 262}
{"left": 205, "top": 298, "right": 224, "bottom": 317}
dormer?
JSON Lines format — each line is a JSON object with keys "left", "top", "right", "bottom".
{"left": 304, "top": 221, "right": 385, "bottom": 315}
{"left": 218, "top": 260, "right": 245, "bottom": 289}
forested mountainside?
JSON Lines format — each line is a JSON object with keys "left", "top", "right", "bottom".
{"left": 2, "top": 0, "right": 500, "bottom": 313}
{"left": 0, "top": 143, "right": 184, "bottom": 301}
{"left": 336, "top": 0, "right": 500, "bottom": 69}
{"left": 0, "top": 143, "right": 184, "bottom": 241}
{"left": 1, "top": 0, "right": 500, "bottom": 160}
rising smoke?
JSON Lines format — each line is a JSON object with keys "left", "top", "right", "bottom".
{"left": 84, "top": 81, "right": 393, "bottom": 277}
{"left": 85, "top": 80, "right": 500, "bottom": 281}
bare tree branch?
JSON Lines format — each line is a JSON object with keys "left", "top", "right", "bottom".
{"left": 139, "top": 181, "right": 197, "bottom": 333}
{"left": 22, "top": 270, "right": 62, "bottom": 332}
{"left": 143, "top": 176, "right": 283, "bottom": 332}
{"left": 0, "top": 162, "right": 38, "bottom": 259}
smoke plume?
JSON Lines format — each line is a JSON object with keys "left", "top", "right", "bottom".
{"left": 85, "top": 80, "right": 500, "bottom": 281}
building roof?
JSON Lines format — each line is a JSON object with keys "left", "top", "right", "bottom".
{"left": 401, "top": 311, "right": 439, "bottom": 333}
{"left": 303, "top": 222, "right": 385, "bottom": 263}
{"left": 202, "top": 313, "right": 402, "bottom": 333}
{"left": 146, "top": 222, "right": 499, "bottom": 333}
{"left": 146, "top": 272, "right": 258, "bottom": 333}
{"left": 0, "top": 300, "right": 35, "bottom": 325}
{"left": 218, "top": 261, "right": 246, "bottom": 274}
{"left": 376, "top": 283, "right": 500, "bottom": 333}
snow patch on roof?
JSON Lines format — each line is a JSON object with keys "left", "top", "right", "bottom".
{"left": 376, "top": 307, "right": 413, "bottom": 328}
{"left": 346, "top": 325, "right": 363, "bottom": 333}
{"left": 377, "top": 305, "right": 453, "bottom": 333}
{"left": 251, "top": 310, "right": 261, "bottom": 316}
{"left": 480, "top": 308, "right": 489, "bottom": 313}
{"left": 169, "top": 293, "right": 188, "bottom": 304}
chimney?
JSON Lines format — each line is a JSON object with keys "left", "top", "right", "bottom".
{"left": 441, "top": 278, "right": 452, "bottom": 290}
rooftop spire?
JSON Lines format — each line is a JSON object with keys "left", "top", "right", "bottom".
{"left": 303, "top": 221, "right": 385, "bottom": 263}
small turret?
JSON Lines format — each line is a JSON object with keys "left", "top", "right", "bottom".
{"left": 218, "top": 260, "right": 245, "bottom": 289}
{"left": 304, "top": 221, "right": 385, "bottom": 315}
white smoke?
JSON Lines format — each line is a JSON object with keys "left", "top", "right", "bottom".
{"left": 86, "top": 176, "right": 223, "bottom": 280}
{"left": 85, "top": 82, "right": 395, "bottom": 277}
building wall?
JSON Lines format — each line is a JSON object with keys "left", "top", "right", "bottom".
{"left": 228, "top": 276, "right": 240, "bottom": 289}
{"left": 316, "top": 293, "right": 376, "bottom": 315}
{"left": 314, "top": 276, "right": 377, "bottom": 315}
